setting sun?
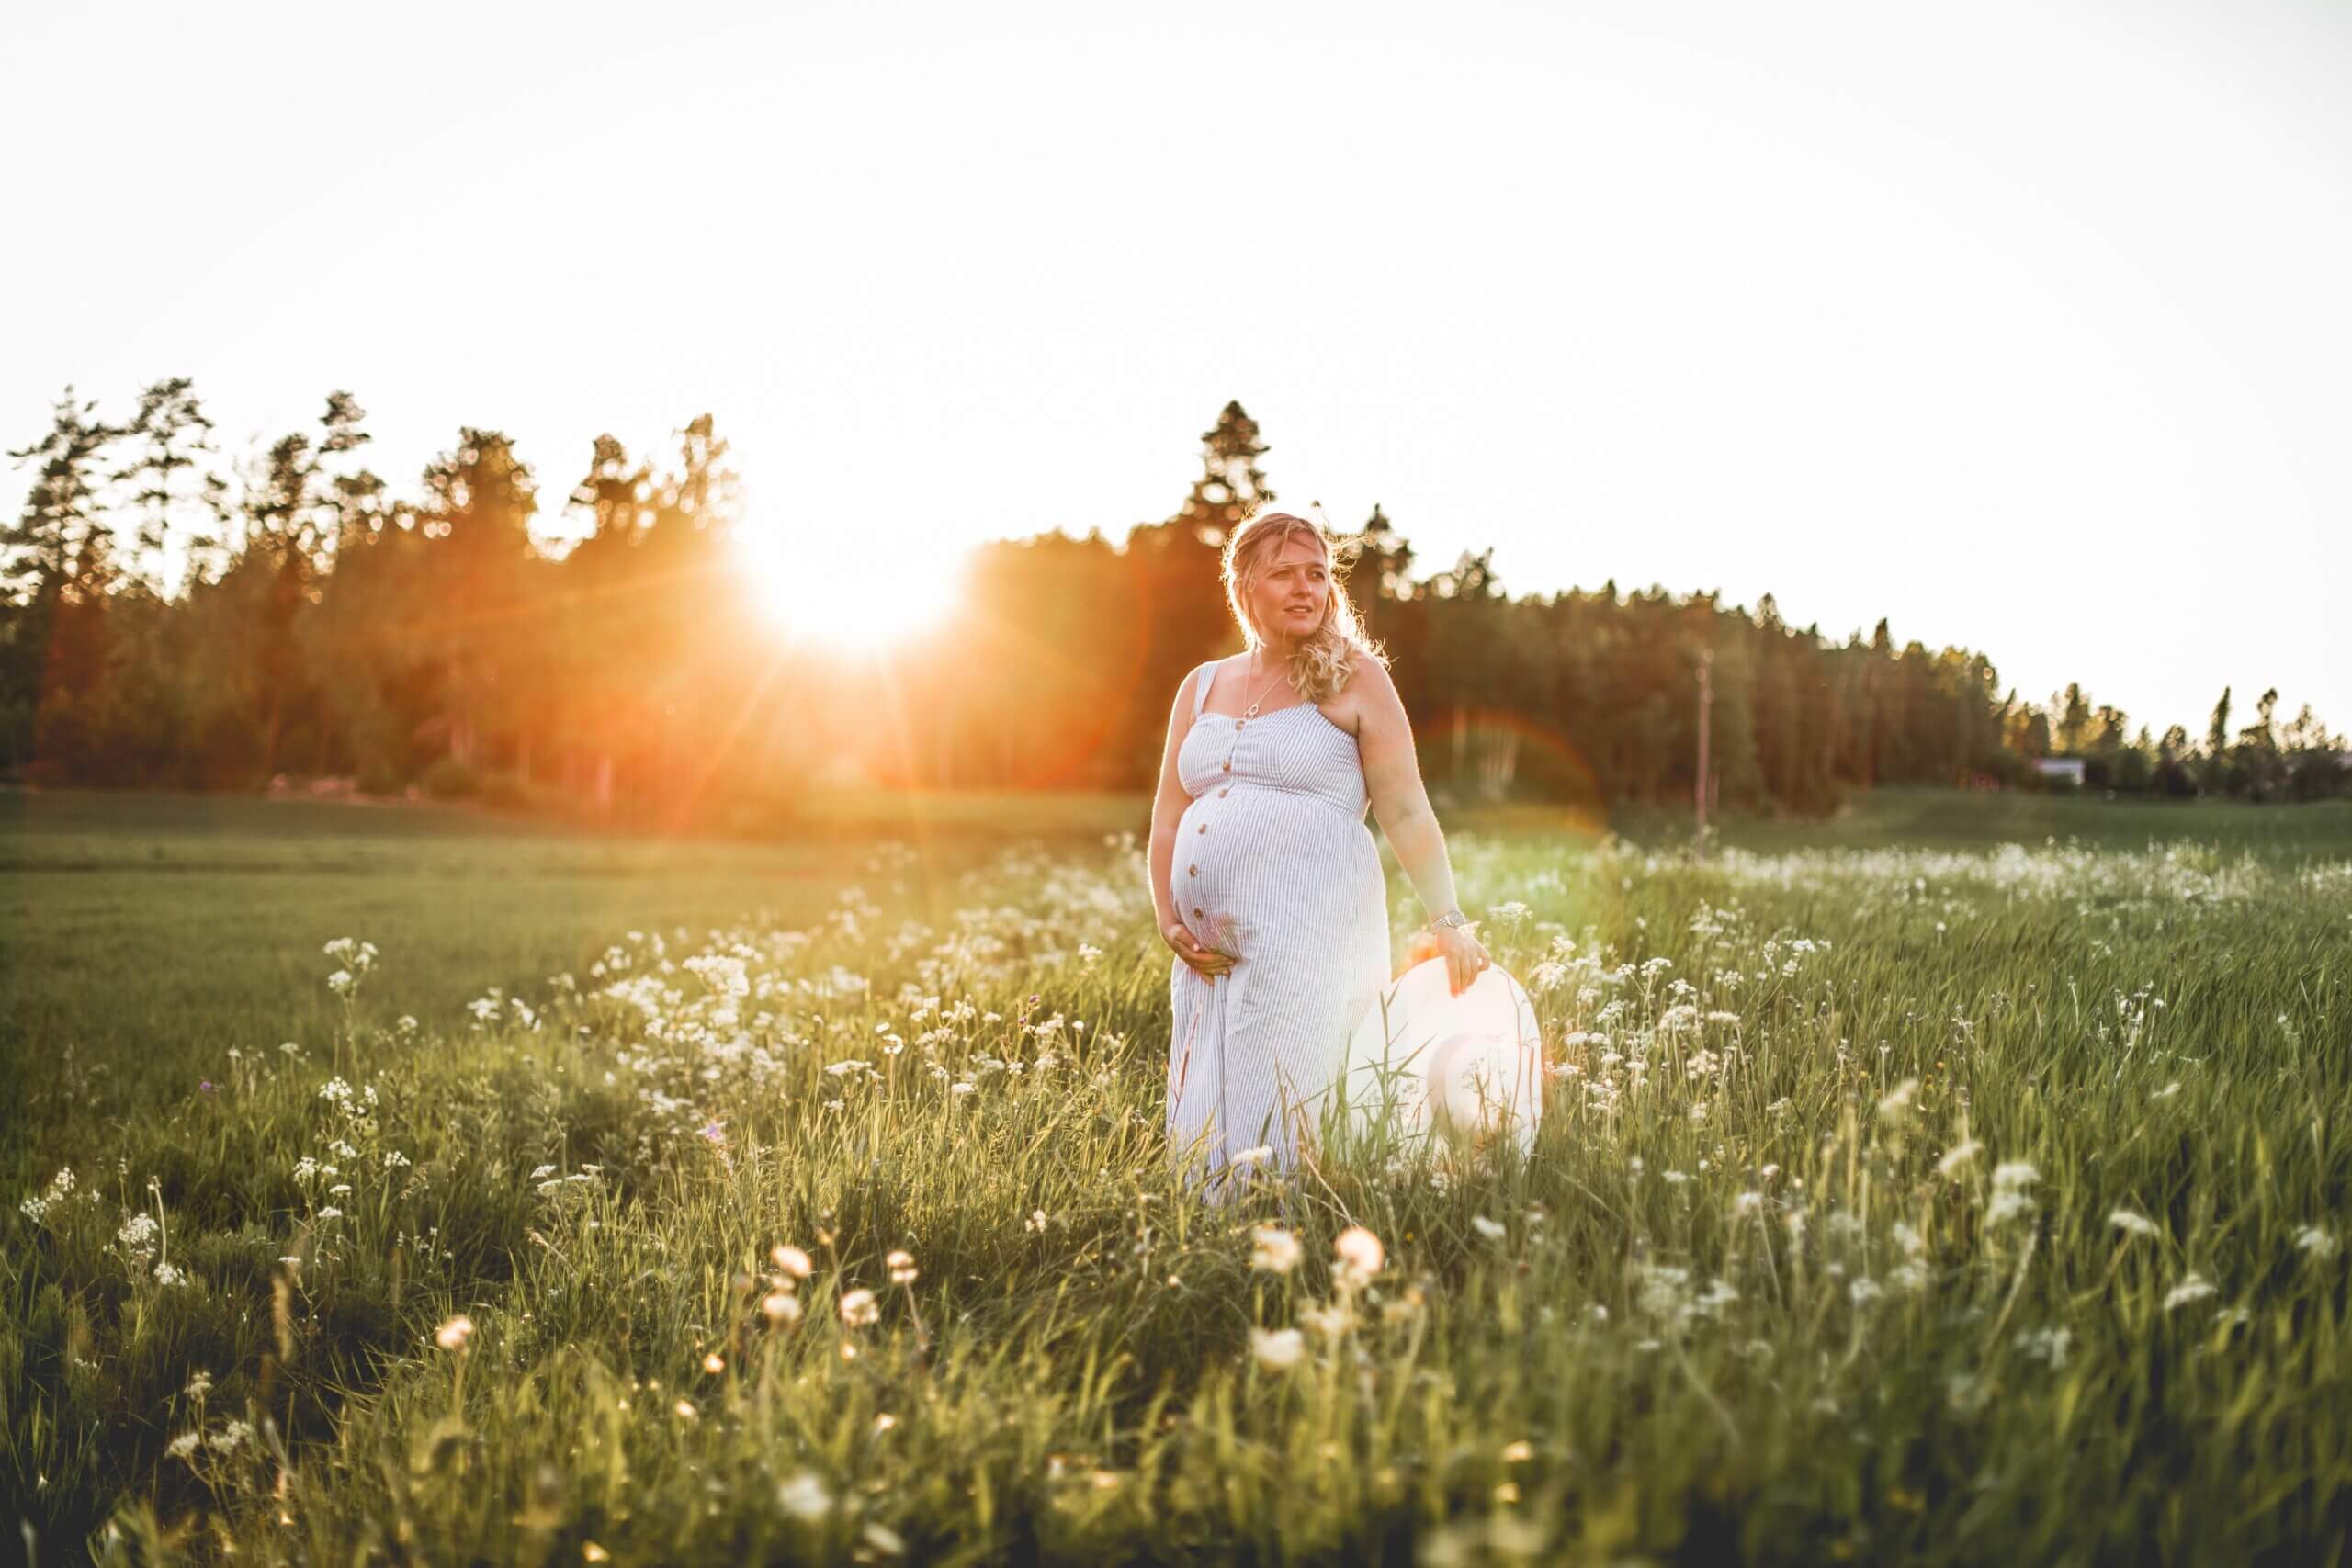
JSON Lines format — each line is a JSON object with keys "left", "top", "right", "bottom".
{"left": 730, "top": 521, "right": 967, "bottom": 653}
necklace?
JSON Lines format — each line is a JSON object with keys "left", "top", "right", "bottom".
{"left": 1232, "top": 649, "right": 1287, "bottom": 731}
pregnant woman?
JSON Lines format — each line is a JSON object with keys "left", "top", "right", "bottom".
{"left": 1149, "top": 506, "right": 1490, "bottom": 1204}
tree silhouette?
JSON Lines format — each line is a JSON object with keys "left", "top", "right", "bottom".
{"left": 2, "top": 388, "right": 122, "bottom": 773}
{"left": 1, "top": 382, "right": 2340, "bottom": 812}
{"left": 110, "top": 378, "right": 221, "bottom": 597}
{"left": 2204, "top": 687, "right": 2233, "bottom": 795}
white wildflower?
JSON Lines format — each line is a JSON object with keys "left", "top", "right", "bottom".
{"left": 1250, "top": 1326, "right": 1306, "bottom": 1370}
{"left": 1250, "top": 1226, "right": 1302, "bottom": 1274}
{"left": 2163, "top": 1273, "right": 2218, "bottom": 1313}
{"left": 1332, "top": 1225, "right": 1385, "bottom": 1285}
{"left": 1986, "top": 1161, "right": 2040, "bottom": 1226}
{"left": 778, "top": 1471, "right": 833, "bottom": 1520}
{"left": 1935, "top": 1139, "right": 1983, "bottom": 1177}
{"left": 1299, "top": 1303, "right": 1355, "bottom": 1339}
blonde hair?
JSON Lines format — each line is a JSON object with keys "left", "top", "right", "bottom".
{"left": 1220, "top": 505, "right": 1391, "bottom": 704}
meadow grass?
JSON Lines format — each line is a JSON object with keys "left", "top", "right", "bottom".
{"left": 0, "top": 788, "right": 1142, "bottom": 1196}
{"left": 5, "top": 787, "right": 2350, "bottom": 1563}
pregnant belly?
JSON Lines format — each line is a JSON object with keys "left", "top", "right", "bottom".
{"left": 1177, "top": 786, "right": 1379, "bottom": 952}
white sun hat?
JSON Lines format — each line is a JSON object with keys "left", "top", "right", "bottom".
{"left": 1335, "top": 955, "right": 1544, "bottom": 1156}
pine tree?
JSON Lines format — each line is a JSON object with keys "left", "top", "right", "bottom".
{"left": 1119, "top": 400, "right": 1278, "bottom": 776}
{"left": 638, "top": 414, "right": 741, "bottom": 818}
{"left": 557, "top": 434, "right": 655, "bottom": 811}
{"left": 2055, "top": 682, "right": 2092, "bottom": 756}
{"left": 2203, "top": 687, "right": 2233, "bottom": 795}
{"left": 317, "top": 391, "right": 389, "bottom": 561}
{"left": 1170, "top": 400, "right": 1274, "bottom": 546}
{"left": 2, "top": 389, "right": 122, "bottom": 771}
{"left": 109, "top": 377, "right": 220, "bottom": 597}
{"left": 3, "top": 387, "right": 119, "bottom": 604}
{"left": 1338, "top": 501, "right": 1413, "bottom": 647}
{"left": 416, "top": 428, "right": 538, "bottom": 771}
{"left": 566, "top": 434, "right": 652, "bottom": 547}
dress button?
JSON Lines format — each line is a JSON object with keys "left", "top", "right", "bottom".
{"left": 1221, "top": 761, "right": 1231, "bottom": 773}
{"left": 1187, "top": 864, "right": 1197, "bottom": 876}
{"left": 1192, "top": 906, "right": 1203, "bottom": 919}
{"left": 1198, "top": 823, "right": 1207, "bottom": 834}
{"left": 1218, "top": 787, "right": 1229, "bottom": 796}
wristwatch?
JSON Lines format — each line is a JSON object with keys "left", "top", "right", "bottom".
{"left": 1428, "top": 908, "right": 1470, "bottom": 932}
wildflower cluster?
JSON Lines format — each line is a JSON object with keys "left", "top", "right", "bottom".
{"left": 322, "top": 936, "right": 379, "bottom": 999}
{"left": 1245, "top": 1224, "right": 1424, "bottom": 1375}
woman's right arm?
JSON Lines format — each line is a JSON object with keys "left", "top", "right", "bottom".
{"left": 1148, "top": 668, "right": 1233, "bottom": 979}
{"left": 1146, "top": 669, "right": 1196, "bottom": 931}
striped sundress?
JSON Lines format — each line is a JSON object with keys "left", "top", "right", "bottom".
{"left": 1166, "top": 655, "right": 1392, "bottom": 1204}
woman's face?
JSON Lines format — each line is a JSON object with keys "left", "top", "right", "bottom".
{"left": 1248, "top": 530, "right": 1330, "bottom": 647}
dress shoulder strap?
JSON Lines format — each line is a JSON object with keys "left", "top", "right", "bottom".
{"left": 1192, "top": 659, "right": 1218, "bottom": 718}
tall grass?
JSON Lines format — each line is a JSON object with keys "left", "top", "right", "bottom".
{"left": 6, "top": 822, "right": 2350, "bottom": 1563}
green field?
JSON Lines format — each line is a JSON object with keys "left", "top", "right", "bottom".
{"left": 6, "top": 786, "right": 2351, "bottom": 1562}
{"left": 0, "top": 787, "right": 1159, "bottom": 1192}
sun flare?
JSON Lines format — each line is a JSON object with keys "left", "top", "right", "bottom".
{"left": 731, "top": 523, "right": 967, "bottom": 653}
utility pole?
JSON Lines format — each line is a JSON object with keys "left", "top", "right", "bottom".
{"left": 1695, "top": 648, "right": 1714, "bottom": 846}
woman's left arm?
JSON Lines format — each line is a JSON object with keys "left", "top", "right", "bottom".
{"left": 1352, "top": 658, "right": 1490, "bottom": 995}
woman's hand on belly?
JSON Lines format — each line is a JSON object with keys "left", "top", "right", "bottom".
{"left": 1163, "top": 919, "right": 1236, "bottom": 980}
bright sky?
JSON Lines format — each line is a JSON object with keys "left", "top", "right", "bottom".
{"left": 5, "top": 0, "right": 2346, "bottom": 740}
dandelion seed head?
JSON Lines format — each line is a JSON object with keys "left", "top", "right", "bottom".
{"left": 1333, "top": 1225, "right": 1385, "bottom": 1284}
{"left": 1250, "top": 1326, "right": 1306, "bottom": 1370}
{"left": 1250, "top": 1225, "right": 1302, "bottom": 1274}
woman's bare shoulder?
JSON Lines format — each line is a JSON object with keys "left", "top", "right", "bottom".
{"left": 1173, "top": 653, "right": 1241, "bottom": 709}
{"left": 1322, "top": 646, "right": 1396, "bottom": 736}
{"left": 1340, "top": 646, "right": 1397, "bottom": 699}
{"left": 1345, "top": 649, "right": 1392, "bottom": 700}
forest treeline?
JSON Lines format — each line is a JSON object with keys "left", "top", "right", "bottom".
{"left": 4, "top": 386, "right": 2346, "bottom": 830}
